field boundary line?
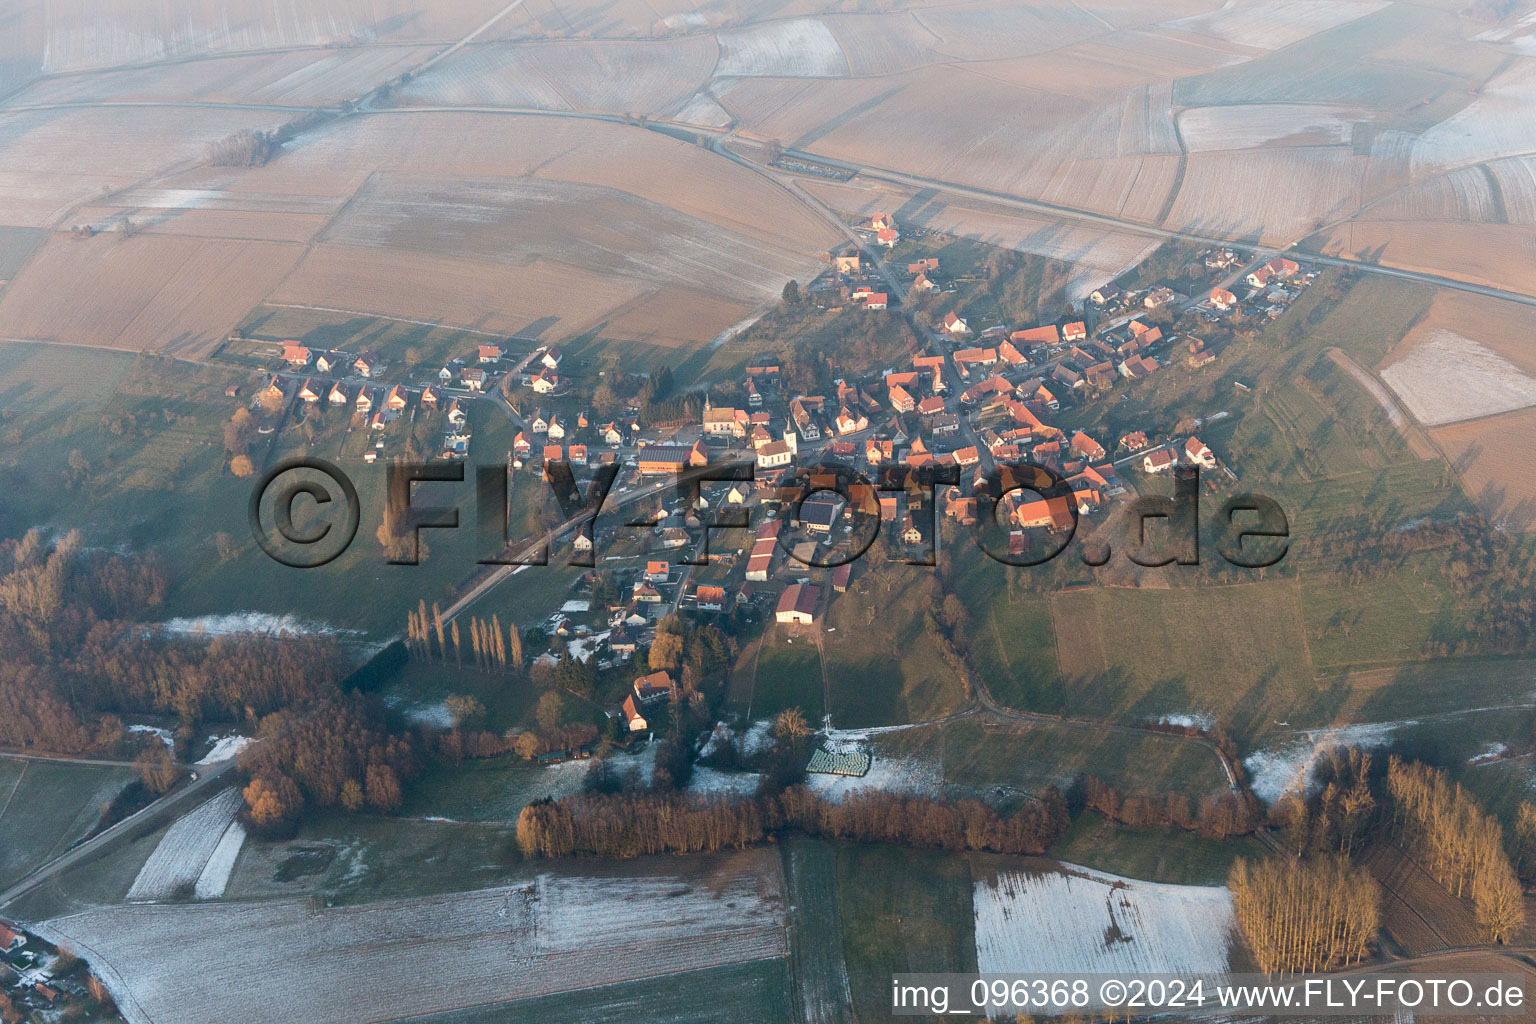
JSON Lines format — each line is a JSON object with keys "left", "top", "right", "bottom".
{"left": 258, "top": 303, "right": 514, "bottom": 338}
{"left": 0, "top": 760, "right": 28, "bottom": 823}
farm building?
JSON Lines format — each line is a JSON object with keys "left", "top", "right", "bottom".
{"left": 622, "top": 696, "right": 647, "bottom": 732}
{"left": 636, "top": 441, "right": 709, "bottom": 475}
{"left": 775, "top": 583, "right": 818, "bottom": 625}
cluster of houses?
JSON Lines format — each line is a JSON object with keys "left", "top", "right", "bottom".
{"left": 0, "top": 920, "right": 85, "bottom": 1015}
{"left": 495, "top": 236, "right": 1295, "bottom": 738}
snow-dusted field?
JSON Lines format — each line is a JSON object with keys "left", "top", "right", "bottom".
{"left": 192, "top": 821, "right": 246, "bottom": 899}
{"left": 715, "top": 19, "right": 849, "bottom": 78}
{"left": 125, "top": 788, "right": 243, "bottom": 902}
{"left": 1179, "top": 104, "right": 1372, "bottom": 152}
{"left": 44, "top": 850, "right": 785, "bottom": 1024}
{"left": 974, "top": 865, "right": 1235, "bottom": 977}
{"left": 1175, "top": 0, "right": 1388, "bottom": 51}
{"left": 1381, "top": 330, "right": 1536, "bottom": 426}
{"left": 1414, "top": 61, "right": 1536, "bottom": 174}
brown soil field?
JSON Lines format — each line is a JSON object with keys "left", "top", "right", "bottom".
{"left": 1050, "top": 588, "right": 1109, "bottom": 680}
{"left": 269, "top": 244, "right": 646, "bottom": 343}
{"left": 1362, "top": 844, "right": 1483, "bottom": 955}
{"left": 1320, "top": 218, "right": 1536, "bottom": 297}
{"left": 0, "top": 232, "right": 304, "bottom": 357}
{"left": 1164, "top": 147, "right": 1369, "bottom": 242}
{"left": 0, "top": 106, "right": 290, "bottom": 227}
{"left": 1432, "top": 406, "right": 1536, "bottom": 531}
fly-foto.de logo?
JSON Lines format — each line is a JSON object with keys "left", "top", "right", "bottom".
{"left": 250, "top": 457, "right": 1289, "bottom": 571}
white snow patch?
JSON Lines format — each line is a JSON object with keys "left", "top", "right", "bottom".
{"left": 688, "top": 767, "right": 762, "bottom": 797}
{"left": 741, "top": 719, "right": 775, "bottom": 756}
{"left": 1468, "top": 742, "right": 1509, "bottom": 766}
{"left": 559, "top": 599, "right": 590, "bottom": 613}
{"left": 974, "top": 865, "right": 1235, "bottom": 982}
{"left": 192, "top": 821, "right": 246, "bottom": 900}
{"left": 1245, "top": 722, "right": 1402, "bottom": 803}
{"left": 565, "top": 629, "right": 609, "bottom": 664}
{"left": 402, "top": 701, "right": 454, "bottom": 729}
{"left": 715, "top": 19, "right": 849, "bottom": 78}
{"left": 196, "top": 734, "right": 251, "bottom": 765}
{"left": 127, "top": 724, "right": 173, "bottom": 748}
{"left": 127, "top": 789, "right": 244, "bottom": 901}
{"left": 1154, "top": 713, "right": 1215, "bottom": 731}
{"left": 157, "top": 612, "right": 360, "bottom": 638}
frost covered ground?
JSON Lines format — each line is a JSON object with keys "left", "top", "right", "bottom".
{"left": 126, "top": 789, "right": 243, "bottom": 901}
{"left": 44, "top": 850, "right": 786, "bottom": 1024}
{"left": 195, "top": 734, "right": 251, "bottom": 765}
{"left": 974, "top": 865, "right": 1235, "bottom": 978}
{"left": 1383, "top": 330, "right": 1536, "bottom": 426}
{"left": 155, "top": 612, "right": 361, "bottom": 637}
{"left": 192, "top": 821, "right": 246, "bottom": 899}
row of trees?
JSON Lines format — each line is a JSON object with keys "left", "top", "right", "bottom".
{"left": 1228, "top": 856, "right": 1380, "bottom": 974}
{"left": 1385, "top": 757, "right": 1526, "bottom": 942}
{"left": 405, "top": 600, "right": 523, "bottom": 673}
{"left": 515, "top": 785, "right": 1070, "bottom": 860}
{"left": 1080, "top": 777, "right": 1263, "bottom": 839}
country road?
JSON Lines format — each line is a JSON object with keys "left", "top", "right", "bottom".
{"left": 0, "top": 760, "right": 237, "bottom": 912}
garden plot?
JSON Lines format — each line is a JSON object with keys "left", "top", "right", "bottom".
{"left": 1381, "top": 330, "right": 1536, "bottom": 426}
{"left": 973, "top": 864, "right": 1235, "bottom": 978}
{"left": 1179, "top": 103, "right": 1374, "bottom": 152}
{"left": 802, "top": 727, "right": 942, "bottom": 803}
{"left": 43, "top": 850, "right": 786, "bottom": 1024}
{"left": 126, "top": 788, "right": 243, "bottom": 901}
{"left": 1173, "top": 0, "right": 1389, "bottom": 52}
{"left": 715, "top": 19, "right": 849, "bottom": 78}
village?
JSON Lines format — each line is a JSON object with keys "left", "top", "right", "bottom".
{"left": 234, "top": 211, "right": 1320, "bottom": 758}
